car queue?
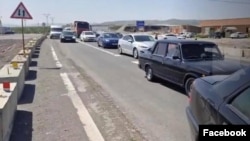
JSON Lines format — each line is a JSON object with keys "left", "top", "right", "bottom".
{"left": 51, "top": 29, "right": 250, "bottom": 141}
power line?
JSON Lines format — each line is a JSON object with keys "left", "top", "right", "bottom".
{"left": 208, "top": 0, "right": 250, "bottom": 5}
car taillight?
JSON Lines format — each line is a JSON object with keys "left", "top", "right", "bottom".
{"left": 189, "top": 94, "right": 191, "bottom": 103}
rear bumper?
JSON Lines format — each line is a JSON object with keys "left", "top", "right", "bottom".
{"left": 103, "top": 42, "right": 118, "bottom": 47}
{"left": 186, "top": 107, "right": 198, "bottom": 141}
{"left": 84, "top": 38, "right": 96, "bottom": 41}
{"left": 61, "top": 38, "right": 76, "bottom": 42}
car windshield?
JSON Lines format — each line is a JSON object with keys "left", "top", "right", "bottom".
{"left": 63, "top": 31, "right": 74, "bottom": 35}
{"left": 51, "top": 28, "right": 63, "bottom": 32}
{"left": 77, "top": 22, "right": 89, "bottom": 28}
{"left": 134, "top": 35, "right": 155, "bottom": 42}
{"left": 85, "top": 32, "right": 94, "bottom": 35}
{"left": 181, "top": 43, "right": 223, "bottom": 60}
{"left": 103, "top": 33, "right": 119, "bottom": 38}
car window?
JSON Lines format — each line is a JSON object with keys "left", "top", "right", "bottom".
{"left": 128, "top": 35, "right": 134, "bottom": 41}
{"left": 153, "top": 42, "right": 167, "bottom": 56}
{"left": 231, "top": 87, "right": 250, "bottom": 119}
{"left": 84, "top": 32, "right": 94, "bottom": 35}
{"left": 134, "top": 35, "right": 155, "bottom": 42}
{"left": 181, "top": 43, "right": 222, "bottom": 60}
{"left": 104, "top": 33, "right": 119, "bottom": 38}
{"left": 166, "top": 44, "right": 180, "bottom": 58}
{"left": 122, "top": 35, "right": 129, "bottom": 40}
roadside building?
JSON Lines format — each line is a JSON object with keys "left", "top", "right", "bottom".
{"left": 200, "top": 18, "right": 250, "bottom": 37}
{"left": 170, "top": 25, "right": 201, "bottom": 34}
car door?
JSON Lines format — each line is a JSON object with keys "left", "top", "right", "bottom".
{"left": 150, "top": 42, "right": 167, "bottom": 78}
{"left": 162, "top": 43, "right": 185, "bottom": 84}
{"left": 126, "top": 35, "right": 134, "bottom": 55}
{"left": 217, "top": 85, "right": 250, "bottom": 125}
{"left": 119, "top": 35, "right": 129, "bottom": 53}
{"left": 80, "top": 32, "right": 84, "bottom": 40}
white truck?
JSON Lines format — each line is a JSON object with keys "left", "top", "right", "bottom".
{"left": 49, "top": 25, "right": 63, "bottom": 39}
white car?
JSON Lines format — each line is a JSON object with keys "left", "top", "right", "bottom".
{"left": 49, "top": 25, "right": 63, "bottom": 39}
{"left": 230, "top": 32, "right": 248, "bottom": 38}
{"left": 80, "top": 31, "right": 96, "bottom": 42}
{"left": 118, "top": 34, "right": 156, "bottom": 59}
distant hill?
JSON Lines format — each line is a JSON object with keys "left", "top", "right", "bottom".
{"left": 98, "top": 19, "right": 200, "bottom": 26}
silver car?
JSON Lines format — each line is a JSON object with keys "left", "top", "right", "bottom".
{"left": 118, "top": 34, "right": 156, "bottom": 59}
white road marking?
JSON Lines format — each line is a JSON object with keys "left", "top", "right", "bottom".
{"left": 131, "top": 60, "right": 139, "bottom": 64}
{"left": 60, "top": 73, "right": 105, "bottom": 141}
{"left": 68, "top": 72, "right": 87, "bottom": 93}
{"left": 51, "top": 46, "right": 63, "bottom": 68}
{"left": 77, "top": 40, "right": 121, "bottom": 57}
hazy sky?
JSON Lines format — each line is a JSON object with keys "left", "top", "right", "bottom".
{"left": 0, "top": 0, "right": 250, "bottom": 25}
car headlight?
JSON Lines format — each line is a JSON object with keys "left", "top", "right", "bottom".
{"left": 61, "top": 35, "right": 64, "bottom": 38}
{"left": 105, "top": 39, "right": 110, "bottom": 42}
{"left": 72, "top": 36, "right": 76, "bottom": 39}
{"left": 139, "top": 46, "right": 148, "bottom": 48}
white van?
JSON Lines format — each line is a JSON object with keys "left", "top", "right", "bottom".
{"left": 49, "top": 25, "right": 63, "bottom": 39}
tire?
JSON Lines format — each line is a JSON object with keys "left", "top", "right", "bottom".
{"left": 118, "top": 45, "right": 123, "bottom": 54}
{"left": 60, "top": 39, "right": 64, "bottom": 43}
{"left": 185, "top": 77, "right": 195, "bottom": 97}
{"left": 145, "top": 66, "right": 155, "bottom": 81}
{"left": 97, "top": 41, "right": 100, "bottom": 47}
{"left": 133, "top": 48, "right": 138, "bottom": 59}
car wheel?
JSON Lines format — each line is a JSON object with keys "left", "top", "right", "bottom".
{"left": 60, "top": 39, "right": 64, "bottom": 43}
{"left": 118, "top": 45, "right": 123, "bottom": 54}
{"left": 97, "top": 41, "right": 100, "bottom": 47}
{"left": 133, "top": 48, "right": 138, "bottom": 59}
{"left": 185, "top": 77, "right": 195, "bottom": 97}
{"left": 101, "top": 42, "right": 106, "bottom": 48}
{"left": 145, "top": 66, "right": 155, "bottom": 81}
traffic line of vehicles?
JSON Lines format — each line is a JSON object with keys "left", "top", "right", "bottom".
{"left": 48, "top": 22, "right": 250, "bottom": 141}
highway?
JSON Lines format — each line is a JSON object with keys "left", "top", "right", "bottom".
{"left": 49, "top": 39, "right": 191, "bottom": 141}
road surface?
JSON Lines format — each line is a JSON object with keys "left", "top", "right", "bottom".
{"left": 12, "top": 38, "right": 197, "bottom": 141}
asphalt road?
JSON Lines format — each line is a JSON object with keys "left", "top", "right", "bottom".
{"left": 50, "top": 39, "right": 192, "bottom": 141}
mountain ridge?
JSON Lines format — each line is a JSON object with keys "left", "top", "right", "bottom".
{"left": 96, "top": 19, "right": 200, "bottom": 26}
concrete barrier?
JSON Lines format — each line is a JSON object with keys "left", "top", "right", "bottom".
{"left": 10, "top": 55, "right": 30, "bottom": 76}
{"left": 24, "top": 44, "right": 35, "bottom": 54}
{"left": 0, "top": 64, "right": 25, "bottom": 101}
{"left": 0, "top": 35, "right": 46, "bottom": 141}
{"left": 0, "top": 82, "right": 18, "bottom": 141}
{"left": 18, "top": 49, "right": 32, "bottom": 66}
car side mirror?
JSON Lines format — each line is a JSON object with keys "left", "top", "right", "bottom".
{"left": 128, "top": 39, "right": 133, "bottom": 43}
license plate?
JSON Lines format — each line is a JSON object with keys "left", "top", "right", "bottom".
{"left": 112, "top": 43, "right": 117, "bottom": 45}
{"left": 66, "top": 38, "right": 71, "bottom": 40}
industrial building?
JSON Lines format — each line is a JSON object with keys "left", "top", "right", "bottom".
{"left": 169, "top": 25, "right": 201, "bottom": 34}
{"left": 200, "top": 17, "right": 250, "bottom": 37}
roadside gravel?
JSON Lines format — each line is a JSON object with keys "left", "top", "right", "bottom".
{"left": 0, "top": 39, "right": 28, "bottom": 69}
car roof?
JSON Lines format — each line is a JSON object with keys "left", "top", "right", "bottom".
{"left": 157, "top": 39, "right": 216, "bottom": 45}
{"left": 214, "top": 66, "right": 250, "bottom": 99}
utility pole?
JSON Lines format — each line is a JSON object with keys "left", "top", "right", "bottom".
{"left": 0, "top": 16, "right": 2, "bottom": 27}
{"left": 50, "top": 17, "right": 54, "bottom": 25}
{"left": 43, "top": 13, "right": 50, "bottom": 26}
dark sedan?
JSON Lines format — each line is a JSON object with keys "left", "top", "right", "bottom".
{"left": 97, "top": 33, "right": 120, "bottom": 48}
{"left": 138, "top": 40, "right": 246, "bottom": 95}
{"left": 186, "top": 66, "right": 250, "bottom": 141}
{"left": 60, "top": 31, "right": 76, "bottom": 43}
